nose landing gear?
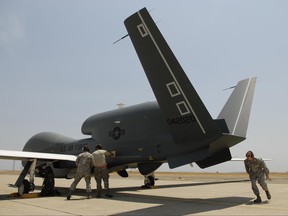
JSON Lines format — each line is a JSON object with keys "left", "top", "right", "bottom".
{"left": 142, "top": 173, "right": 158, "bottom": 188}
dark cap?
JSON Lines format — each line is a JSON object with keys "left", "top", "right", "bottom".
{"left": 83, "top": 146, "right": 90, "bottom": 152}
{"left": 246, "top": 150, "right": 254, "bottom": 158}
{"left": 96, "top": 144, "right": 102, "bottom": 149}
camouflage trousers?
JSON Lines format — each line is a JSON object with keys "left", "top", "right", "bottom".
{"left": 94, "top": 167, "right": 109, "bottom": 192}
{"left": 249, "top": 171, "right": 268, "bottom": 195}
{"left": 69, "top": 171, "right": 91, "bottom": 193}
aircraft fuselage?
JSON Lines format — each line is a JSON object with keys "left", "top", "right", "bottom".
{"left": 23, "top": 101, "right": 229, "bottom": 178}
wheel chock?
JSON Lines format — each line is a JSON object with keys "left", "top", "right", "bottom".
{"left": 10, "top": 192, "right": 20, "bottom": 197}
{"left": 9, "top": 192, "right": 40, "bottom": 198}
{"left": 21, "top": 193, "right": 40, "bottom": 198}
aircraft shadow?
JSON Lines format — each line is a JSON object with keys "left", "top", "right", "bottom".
{"left": 69, "top": 179, "right": 251, "bottom": 215}
{"left": 110, "top": 195, "right": 252, "bottom": 216}
{"left": 108, "top": 179, "right": 252, "bottom": 215}
{"left": 113, "top": 178, "right": 249, "bottom": 192}
{"left": 48, "top": 178, "right": 250, "bottom": 196}
{"left": 1, "top": 179, "right": 252, "bottom": 215}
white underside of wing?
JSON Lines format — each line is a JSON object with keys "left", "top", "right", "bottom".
{"left": 231, "top": 157, "right": 272, "bottom": 161}
{"left": 231, "top": 157, "right": 246, "bottom": 161}
{"left": 0, "top": 149, "right": 77, "bottom": 161}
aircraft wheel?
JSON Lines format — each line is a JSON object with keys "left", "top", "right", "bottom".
{"left": 144, "top": 175, "right": 155, "bottom": 187}
{"left": 18, "top": 179, "right": 30, "bottom": 195}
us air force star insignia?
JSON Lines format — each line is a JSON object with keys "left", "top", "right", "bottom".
{"left": 109, "top": 127, "right": 125, "bottom": 140}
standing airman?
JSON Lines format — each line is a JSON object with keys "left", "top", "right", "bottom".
{"left": 92, "top": 144, "right": 114, "bottom": 198}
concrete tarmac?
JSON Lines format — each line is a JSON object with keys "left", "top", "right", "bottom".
{"left": 0, "top": 171, "right": 288, "bottom": 215}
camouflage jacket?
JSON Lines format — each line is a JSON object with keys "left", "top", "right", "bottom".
{"left": 76, "top": 152, "right": 93, "bottom": 174}
{"left": 244, "top": 157, "right": 269, "bottom": 176}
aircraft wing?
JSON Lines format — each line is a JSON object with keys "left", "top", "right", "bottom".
{"left": 0, "top": 149, "right": 77, "bottom": 161}
{"left": 231, "top": 157, "right": 272, "bottom": 161}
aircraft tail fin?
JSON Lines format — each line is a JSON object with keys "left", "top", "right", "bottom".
{"left": 217, "top": 77, "right": 256, "bottom": 138}
{"left": 124, "top": 8, "right": 221, "bottom": 144}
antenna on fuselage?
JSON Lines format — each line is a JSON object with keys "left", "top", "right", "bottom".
{"left": 116, "top": 103, "right": 125, "bottom": 109}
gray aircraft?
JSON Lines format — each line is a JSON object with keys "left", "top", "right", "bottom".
{"left": 0, "top": 8, "right": 256, "bottom": 195}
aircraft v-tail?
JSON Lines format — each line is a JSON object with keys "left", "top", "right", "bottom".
{"left": 0, "top": 8, "right": 256, "bottom": 195}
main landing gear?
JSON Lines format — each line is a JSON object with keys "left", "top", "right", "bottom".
{"left": 15, "top": 160, "right": 36, "bottom": 195}
{"left": 117, "top": 169, "right": 158, "bottom": 188}
{"left": 15, "top": 159, "right": 59, "bottom": 196}
{"left": 18, "top": 179, "right": 33, "bottom": 195}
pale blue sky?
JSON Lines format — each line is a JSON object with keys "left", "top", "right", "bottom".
{"left": 1, "top": 1, "right": 287, "bottom": 173}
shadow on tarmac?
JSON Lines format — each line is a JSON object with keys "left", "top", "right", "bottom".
{"left": 110, "top": 195, "right": 252, "bottom": 216}
{"left": 111, "top": 179, "right": 252, "bottom": 215}
{"left": 1, "top": 179, "right": 252, "bottom": 215}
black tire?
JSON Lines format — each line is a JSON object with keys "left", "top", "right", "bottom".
{"left": 18, "top": 179, "right": 30, "bottom": 195}
{"left": 144, "top": 175, "right": 155, "bottom": 187}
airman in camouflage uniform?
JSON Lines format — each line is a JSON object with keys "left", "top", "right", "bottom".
{"left": 244, "top": 150, "right": 271, "bottom": 203}
{"left": 92, "top": 144, "right": 114, "bottom": 198}
{"left": 67, "top": 146, "right": 93, "bottom": 200}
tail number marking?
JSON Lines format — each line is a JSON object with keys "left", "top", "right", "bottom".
{"left": 167, "top": 115, "right": 196, "bottom": 125}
